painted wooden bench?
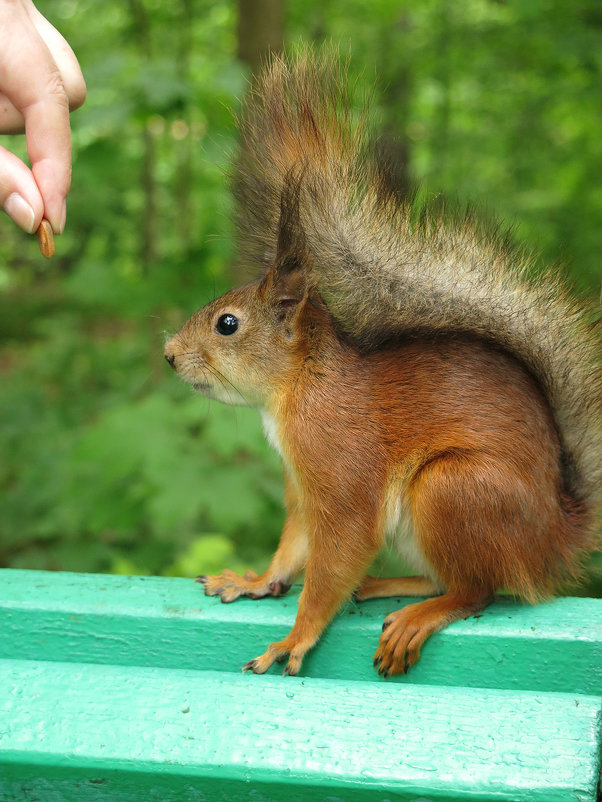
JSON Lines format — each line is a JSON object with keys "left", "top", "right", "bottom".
{"left": 0, "top": 568, "right": 600, "bottom": 801}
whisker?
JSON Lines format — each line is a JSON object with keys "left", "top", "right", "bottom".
{"left": 167, "top": 348, "right": 249, "bottom": 405}
{"left": 206, "top": 364, "right": 249, "bottom": 404}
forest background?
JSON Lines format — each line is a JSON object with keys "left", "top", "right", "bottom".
{"left": 1, "top": 0, "right": 601, "bottom": 595}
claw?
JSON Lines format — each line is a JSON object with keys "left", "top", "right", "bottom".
{"left": 195, "top": 575, "right": 207, "bottom": 585}
{"left": 283, "top": 660, "right": 299, "bottom": 677}
{"left": 268, "top": 580, "right": 291, "bottom": 597}
{"left": 242, "top": 659, "right": 257, "bottom": 673}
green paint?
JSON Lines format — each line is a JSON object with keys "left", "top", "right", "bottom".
{"left": 0, "top": 660, "right": 600, "bottom": 802}
{"left": 0, "top": 569, "right": 600, "bottom": 801}
{"left": 0, "top": 569, "right": 600, "bottom": 694}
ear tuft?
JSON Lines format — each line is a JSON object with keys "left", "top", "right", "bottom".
{"left": 267, "top": 166, "right": 311, "bottom": 314}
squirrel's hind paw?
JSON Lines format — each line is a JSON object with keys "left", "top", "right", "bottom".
{"left": 373, "top": 592, "right": 490, "bottom": 677}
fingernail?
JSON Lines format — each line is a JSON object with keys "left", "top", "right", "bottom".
{"left": 4, "top": 193, "right": 35, "bottom": 234}
{"left": 58, "top": 200, "right": 67, "bottom": 235}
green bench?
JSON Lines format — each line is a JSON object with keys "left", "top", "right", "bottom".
{"left": 0, "top": 568, "right": 600, "bottom": 801}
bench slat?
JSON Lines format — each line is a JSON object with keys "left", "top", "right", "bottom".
{"left": 0, "top": 569, "right": 600, "bottom": 694}
{"left": 1, "top": 658, "right": 600, "bottom": 802}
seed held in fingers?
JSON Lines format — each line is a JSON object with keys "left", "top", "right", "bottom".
{"left": 36, "top": 219, "right": 55, "bottom": 258}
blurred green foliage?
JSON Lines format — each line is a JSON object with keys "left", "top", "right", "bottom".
{"left": 0, "top": 0, "right": 600, "bottom": 593}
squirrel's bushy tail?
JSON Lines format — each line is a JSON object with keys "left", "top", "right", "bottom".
{"left": 235, "top": 50, "right": 602, "bottom": 523}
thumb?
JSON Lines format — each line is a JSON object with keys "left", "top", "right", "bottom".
{"left": 0, "top": 144, "right": 44, "bottom": 233}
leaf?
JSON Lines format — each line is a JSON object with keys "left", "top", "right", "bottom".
{"left": 165, "top": 533, "right": 236, "bottom": 577}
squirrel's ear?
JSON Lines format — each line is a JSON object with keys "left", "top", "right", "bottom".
{"left": 265, "top": 169, "right": 310, "bottom": 316}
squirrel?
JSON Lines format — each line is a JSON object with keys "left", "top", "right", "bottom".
{"left": 164, "top": 51, "right": 602, "bottom": 678}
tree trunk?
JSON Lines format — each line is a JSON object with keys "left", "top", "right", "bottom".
{"left": 232, "top": 0, "right": 284, "bottom": 282}
{"left": 237, "top": 0, "right": 284, "bottom": 77}
{"left": 128, "top": 0, "right": 158, "bottom": 271}
{"left": 431, "top": 2, "right": 451, "bottom": 185}
{"left": 377, "top": 12, "right": 414, "bottom": 201}
{"left": 174, "top": 0, "right": 194, "bottom": 256}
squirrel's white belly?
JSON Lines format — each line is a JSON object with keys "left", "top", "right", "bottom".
{"left": 261, "top": 410, "right": 284, "bottom": 458}
{"left": 382, "top": 485, "right": 439, "bottom": 581}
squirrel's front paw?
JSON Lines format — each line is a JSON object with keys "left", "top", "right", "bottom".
{"left": 196, "top": 569, "right": 290, "bottom": 604}
{"left": 242, "top": 637, "right": 306, "bottom": 676}
{"left": 196, "top": 571, "right": 244, "bottom": 603}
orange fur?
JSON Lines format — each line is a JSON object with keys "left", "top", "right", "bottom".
{"left": 165, "top": 281, "right": 595, "bottom": 677}
{"left": 354, "top": 576, "right": 440, "bottom": 600}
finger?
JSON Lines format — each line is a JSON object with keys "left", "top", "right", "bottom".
{"left": 26, "top": 88, "right": 71, "bottom": 234}
{"left": 0, "top": 144, "right": 44, "bottom": 233}
{"left": 0, "top": 93, "right": 25, "bottom": 135}
{"left": 0, "top": 75, "right": 85, "bottom": 134}
{"left": 25, "top": 2, "right": 86, "bottom": 111}
{"left": 0, "top": 6, "right": 71, "bottom": 232}
{"left": 0, "top": 11, "right": 85, "bottom": 136}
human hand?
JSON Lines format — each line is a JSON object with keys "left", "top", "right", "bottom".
{"left": 0, "top": 0, "right": 86, "bottom": 237}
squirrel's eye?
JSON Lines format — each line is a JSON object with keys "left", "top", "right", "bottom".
{"left": 216, "top": 313, "right": 239, "bottom": 335}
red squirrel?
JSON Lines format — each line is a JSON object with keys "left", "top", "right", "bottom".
{"left": 164, "top": 52, "right": 602, "bottom": 678}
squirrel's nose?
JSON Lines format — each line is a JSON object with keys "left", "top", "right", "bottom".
{"left": 164, "top": 345, "right": 177, "bottom": 370}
